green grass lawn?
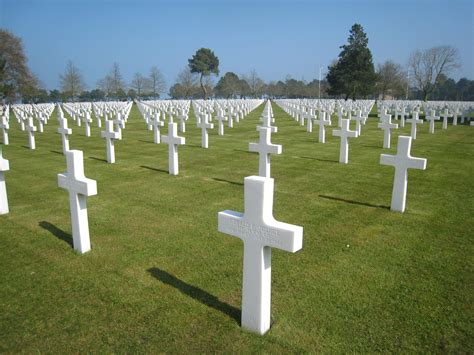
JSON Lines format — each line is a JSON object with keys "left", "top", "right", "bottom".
{"left": 0, "top": 102, "right": 473, "bottom": 352}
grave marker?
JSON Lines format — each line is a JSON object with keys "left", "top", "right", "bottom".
{"left": 57, "top": 150, "right": 97, "bottom": 253}
{"left": 218, "top": 176, "right": 303, "bottom": 335}
{"left": 249, "top": 127, "right": 282, "bottom": 178}
{"left": 378, "top": 114, "right": 398, "bottom": 148}
{"left": 162, "top": 122, "right": 185, "bottom": 175}
{"left": 332, "top": 118, "right": 358, "bottom": 164}
{"left": 380, "top": 136, "right": 427, "bottom": 212}
{"left": 0, "top": 145, "right": 10, "bottom": 215}
{"left": 57, "top": 118, "right": 72, "bottom": 153}
{"left": 197, "top": 113, "right": 214, "bottom": 148}
{"left": 101, "top": 120, "right": 120, "bottom": 163}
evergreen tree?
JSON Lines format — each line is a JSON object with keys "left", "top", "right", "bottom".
{"left": 327, "top": 24, "right": 376, "bottom": 100}
{"left": 188, "top": 48, "right": 219, "bottom": 100}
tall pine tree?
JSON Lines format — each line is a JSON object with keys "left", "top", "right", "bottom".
{"left": 327, "top": 24, "right": 376, "bottom": 100}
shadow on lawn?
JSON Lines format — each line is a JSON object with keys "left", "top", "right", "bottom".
{"left": 147, "top": 267, "right": 240, "bottom": 324}
{"left": 89, "top": 156, "right": 107, "bottom": 163}
{"left": 233, "top": 149, "right": 253, "bottom": 154}
{"left": 140, "top": 165, "right": 169, "bottom": 174}
{"left": 319, "top": 195, "right": 390, "bottom": 210}
{"left": 137, "top": 139, "right": 154, "bottom": 144}
{"left": 298, "top": 156, "right": 338, "bottom": 163}
{"left": 39, "top": 221, "right": 73, "bottom": 247}
{"left": 212, "top": 177, "right": 243, "bottom": 186}
{"left": 50, "top": 150, "right": 63, "bottom": 155}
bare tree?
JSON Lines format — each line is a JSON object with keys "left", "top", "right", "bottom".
{"left": 97, "top": 75, "right": 113, "bottom": 98}
{"left": 59, "top": 60, "right": 85, "bottom": 101}
{"left": 376, "top": 60, "right": 406, "bottom": 99}
{"left": 97, "top": 63, "right": 124, "bottom": 99}
{"left": 110, "top": 62, "right": 124, "bottom": 96}
{"left": 409, "top": 45, "right": 460, "bottom": 101}
{"left": 243, "top": 69, "right": 265, "bottom": 97}
{"left": 149, "top": 66, "right": 166, "bottom": 98}
{"left": 176, "top": 67, "right": 199, "bottom": 98}
{"left": 130, "top": 72, "right": 149, "bottom": 97}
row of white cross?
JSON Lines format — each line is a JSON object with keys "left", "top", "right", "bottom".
{"left": 0, "top": 97, "right": 468, "bottom": 336}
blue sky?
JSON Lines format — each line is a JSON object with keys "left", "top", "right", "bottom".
{"left": 1, "top": 0, "right": 473, "bottom": 91}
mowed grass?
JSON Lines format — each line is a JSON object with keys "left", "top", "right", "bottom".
{"left": 0, "top": 102, "right": 473, "bottom": 352}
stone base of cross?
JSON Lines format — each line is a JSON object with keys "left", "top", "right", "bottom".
{"left": 218, "top": 176, "right": 303, "bottom": 335}
{"left": 58, "top": 150, "right": 97, "bottom": 253}
{"left": 380, "top": 136, "right": 427, "bottom": 212}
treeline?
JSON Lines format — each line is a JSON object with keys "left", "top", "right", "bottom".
{"left": 1, "top": 26, "right": 473, "bottom": 104}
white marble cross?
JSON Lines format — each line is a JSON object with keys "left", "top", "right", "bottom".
{"left": 96, "top": 112, "right": 102, "bottom": 128}
{"left": 425, "top": 110, "right": 440, "bottom": 134}
{"left": 152, "top": 112, "right": 164, "bottom": 144}
{"left": 0, "top": 116, "right": 9, "bottom": 145}
{"left": 378, "top": 114, "right": 398, "bottom": 148}
{"left": 400, "top": 107, "right": 408, "bottom": 128}
{"left": 216, "top": 109, "right": 227, "bottom": 135}
{"left": 442, "top": 108, "right": 452, "bottom": 129}
{"left": 352, "top": 110, "right": 365, "bottom": 135}
{"left": 36, "top": 112, "right": 44, "bottom": 133}
{"left": 178, "top": 109, "right": 187, "bottom": 133}
{"left": 380, "top": 136, "right": 427, "bottom": 212}
{"left": 57, "top": 118, "right": 72, "bottom": 154}
{"left": 57, "top": 150, "right": 97, "bottom": 253}
{"left": 314, "top": 111, "right": 330, "bottom": 143}
{"left": 84, "top": 112, "right": 92, "bottom": 137}
{"left": 332, "top": 118, "right": 358, "bottom": 164}
{"left": 337, "top": 108, "right": 344, "bottom": 127}
{"left": 227, "top": 108, "right": 234, "bottom": 128}
{"left": 306, "top": 108, "right": 314, "bottom": 133}
{"left": 406, "top": 112, "right": 423, "bottom": 140}
{"left": 249, "top": 127, "right": 282, "bottom": 178}
{"left": 0, "top": 145, "right": 10, "bottom": 215}
{"left": 101, "top": 120, "right": 120, "bottom": 163}
{"left": 197, "top": 113, "right": 214, "bottom": 148}
{"left": 114, "top": 113, "right": 125, "bottom": 140}
{"left": 260, "top": 111, "right": 277, "bottom": 133}
{"left": 26, "top": 117, "right": 37, "bottom": 150}
{"left": 218, "top": 176, "right": 303, "bottom": 335}
{"left": 162, "top": 122, "right": 185, "bottom": 175}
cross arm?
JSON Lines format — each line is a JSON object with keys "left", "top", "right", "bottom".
{"left": 407, "top": 157, "right": 427, "bottom": 170}
{"left": 380, "top": 154, "right": 396, "bottom": 166}
{"left": 58, "top": 173, "right": 98, "bottom": 196}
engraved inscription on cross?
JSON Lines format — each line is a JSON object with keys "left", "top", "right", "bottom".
{"left": 218, "top": 176, "right": 303, "bottom": 335}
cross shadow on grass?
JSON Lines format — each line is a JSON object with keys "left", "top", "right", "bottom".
{"left": 212, "top": 177, "right": 244, "bottom": 186}
{"left": 50, "top": 150, "right": 64, "bottom": 155}
{"left": 140, "top": 165, "right": 169, "bottom": 174}
{"left": 298, "top": 156, "right": 338, "bottom": 163}
{"left": 137, "top": 139, "right": 155, "bottom": 144}
{"left": 89, "top": 156, "right": 107, "bottom": 163}
{"left": 319, "top": 195, "right": 390, "bottom": 210}
{"left": 148, "top": 267, "right": 240, "bottom": 324}
{"left": 233, "top": 149, "right": 253, "bottom": 154}
{"left": 39, "top": 221, "right": 73, "bottom": 247}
